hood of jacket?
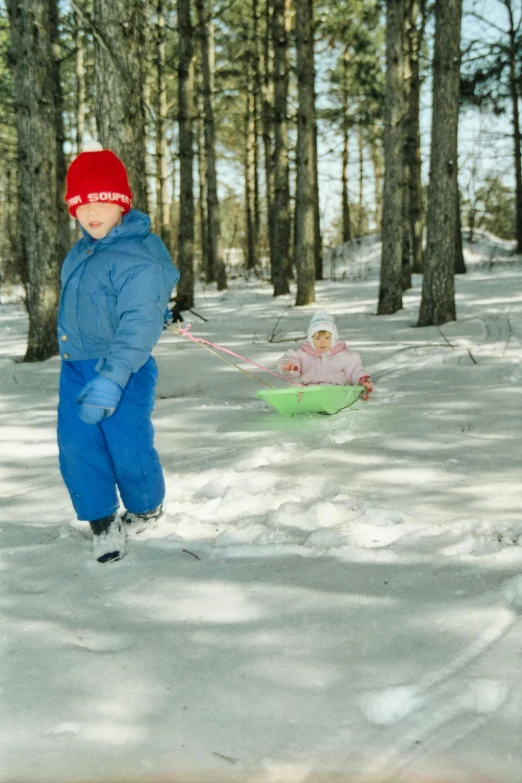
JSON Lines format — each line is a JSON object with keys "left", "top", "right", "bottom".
{"left": 300, "top": 341, "right": 348, "bottom": 358}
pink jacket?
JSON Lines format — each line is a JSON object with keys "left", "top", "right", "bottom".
{"left": 277, "top": 341, "right": 369, "bottom": 386}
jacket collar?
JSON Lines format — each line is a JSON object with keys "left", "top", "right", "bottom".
{"left": 301, "top": 341, "right": 347, "bottom": 358}
{"left": 63, "top": 210, "right": 151, "bottom": 286}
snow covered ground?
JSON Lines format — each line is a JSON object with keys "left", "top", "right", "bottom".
{"left": 2, "top": 233, "right": 522, "bottom": 783}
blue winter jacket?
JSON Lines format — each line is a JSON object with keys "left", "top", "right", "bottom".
{"left": 58, "top": 210, "right": 180, "bottom": 388}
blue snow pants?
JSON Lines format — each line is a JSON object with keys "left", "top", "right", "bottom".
{"left": 57, "top": 358, "right": 165, "bottom": 521}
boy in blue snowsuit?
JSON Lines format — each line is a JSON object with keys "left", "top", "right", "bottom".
{"left": 58, "top": 142, "right": 179, "bottom": 563}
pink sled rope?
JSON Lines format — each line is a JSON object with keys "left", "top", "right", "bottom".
{"left": 173, "top": 323, "right": 304, "bottom": 388}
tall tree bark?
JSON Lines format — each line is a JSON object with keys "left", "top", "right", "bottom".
{"left": 7, "top": 0, "right": 68, "bottom": 361}
{"left": 252, "top": 0, "right": 261, "bottom": 242}
{"left": 310, "top": 0, "right": 322, "bottom": 283}
{"left": 195, "top": 0, "right": 227, "bottom": 290}
{"left": 177, "top": 0, "right": 195, "bottom": 308}
{"left": 358, "top": 126, "right": 364, "bottom": 237}
{"left": 74, "top": 10, "right": 86, "bottom": 155}
{"left": 93, "top": 0, "right": 148, "bottom": 212}
{"left": 155, "top": 0, "right": 170, "bottom": 247}
{"left": 455, "top": 189, "right": 466, "bottom": 273}
{"left": 169, "top": 142, "right": 179, "bottom": 256}
{"left": 418, "top": 0, "right": 462, "bottom": 326}
{"left": 261, "top": 0, "right": 275, "bottom": 274}
{"left": 503, "top": 0, "right": 522, "bottom": 253}
{"left": 402, "top": 0, "right": 414, "bottom": 289}
{"left": 378, "top": 0, "right": 406, "bottom": 315}
{"left": 3, "top": 166, "right": 24, "bottom": 290}
{"left": 245, "top": 78, "right": 258, "bottom": 269}
{"left": 405, "top": 0, "right": 425, "bottom": 273}
{"left": 313, "top": 115, "right": 322, "bottom": 279}
{"left": 272, "top": 0, "right": 291, "bottom": 295}
{"left": 401, "top": 179, "right": 412, "bottom": 290}
{"left": 196, "top": 83, "right": 209, "bottom": 279}
{"left": 341, "top": 49, "right": 351, "bottom": 243}
{"left": 294, "top": 0, "right": 316, "bottom": 306}
{"left": 371, "top": 130, "right": 383, "bottom": 232}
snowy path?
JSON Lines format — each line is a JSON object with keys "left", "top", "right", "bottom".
{"left": 2, "top": 251, "right": 522, "bottom": 782}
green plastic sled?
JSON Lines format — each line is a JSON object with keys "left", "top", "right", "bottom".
{"left": 257, "top": 384, "right": 364, "bottom": 417}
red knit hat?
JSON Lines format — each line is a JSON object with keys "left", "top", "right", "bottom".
{"left": 65, "top": 141, "right": 133, "bottom": 217}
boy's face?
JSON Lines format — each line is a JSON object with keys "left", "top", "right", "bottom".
{"left": 76, "top": 202, "right": 124, "bottom": 240}
{"left": 312, "top": 331, "right": 333, "bottom": 352}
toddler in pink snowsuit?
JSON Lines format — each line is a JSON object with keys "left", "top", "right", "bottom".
{"left": 277, "top": 310, "right": 373, "bottom": 400}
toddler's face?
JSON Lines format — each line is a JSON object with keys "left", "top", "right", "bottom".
{"left": 76, "top": 202, "right": 124, "bottom": 240}
{"left": 312, "top": 331, "right": 332, "bottom": 352}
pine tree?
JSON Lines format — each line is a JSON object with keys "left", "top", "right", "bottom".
{"left": 272, "top": 0, "right": 291, "bottom": 295}
{"left": 7, "top": 0, "right": 68, "bottom": 361}
{"left": 195, "top": 0, "right": 227, "bottom": 290}
{"left": 177, "top": 0, "right": 195, "bottom": 307}
{"left": 418, "top": 0, "right": 462, "bottom": 326}
{"left": 460, "top": 0, "right": 522, "bottom": 253}
{"left": 378, "top": 0, "right": 406, "bottom": 315}
{"left": 93, "top": 0, "right": 148, "bottom": 211}
{"left": 294, "top": 0, "right": 316, "bottom": 306}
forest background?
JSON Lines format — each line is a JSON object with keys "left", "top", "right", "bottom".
{"left": 0, "top": 0, "right": 521, "bottom": 360}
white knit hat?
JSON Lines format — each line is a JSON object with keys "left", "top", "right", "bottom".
{"left": 307, "top": 310, "right": 339, "bottom": 347}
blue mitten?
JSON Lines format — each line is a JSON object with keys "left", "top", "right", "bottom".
{"left": 163, "top": 306, "right": 173, "bottom": 330}
{"left": 77, "top": 375, "right": 123, "bottom": 424}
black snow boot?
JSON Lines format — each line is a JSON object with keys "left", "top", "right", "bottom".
{"left": 89, "top": 513, "right": 126, "bottom": 563}
{"left": 122, "top": 505, "right": 164, "bottom": 537}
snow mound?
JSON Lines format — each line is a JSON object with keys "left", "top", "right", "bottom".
{"left": 501, "top": 574, "right": 522, "bottom": 607}
{"left": 459, "top": 678, "right": 509, "bottom": 714}
{"left": 359, "top": 685, "right": 421, "bottom": 726}
{"left": 440, "top": 519, "right": 522, "bottom": 557}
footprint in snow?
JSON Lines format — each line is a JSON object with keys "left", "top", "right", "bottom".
{"left": 65, "top": 630, "right": 130, "bottom": 653}
{"left": 45, "top": 723, "right": 80, "bottom": 737}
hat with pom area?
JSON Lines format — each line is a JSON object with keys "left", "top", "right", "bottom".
{"left": 307, "top": 310, "right": 339, "bottom": 348}
{"left": 65, "top": 141, "right": 133, "bottom": 217}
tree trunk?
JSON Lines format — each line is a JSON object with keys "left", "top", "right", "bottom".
{"left": 245, "top": 79, "right": 258, "bottom": 270}
{"left": 402, "top": 155, "right": 412, "bottom": 290}
{"left": 294, "top": 0, "right": 316, "bottom": 306}
{"left": 272, "top": 0, "right": 291, "bottom": 295}
{"left": 169, "top": 143, "right": 179, "bottom": 257}
{"left": 341, "top": 49, "right": 351, "bottom": 243}
{"left": 252, "top": 0, "right": 261, "bottom": 242}
{"left": 155, "top": 0, "right": 170, "bottom": 247}
{"left": 7, "top": 0, "right": 67, "bottom": 361}
{"left": 196, "top": 85, "right": 209, "bottom": 279}
{"left": 418, "top": 0, "right": 462, "bottom": 326}
{"left": 313, "top": 113, "right": 322, "bottom": 280}
{"left": 371, "top": 130, "right": 383, "bottom": 233}
{"left": 144, "top": 76, "right": 153, "bottom": 213}
{"left": 504, "top": 0, "right": 522, "bottom": 253}
{"left": 195, "top": 0, "right": 227, "bottom": 290}
{"left": 405, "top": 0, "right": 424, "bottom": 273}
{"left": 378, "top": 0, "right": 406, "bottom": 315}
{"left": 3, "top": 166, "right": 25, "bottom": 290}
{"left": 358, "top": 126, "right": 364, "bottom": 237}
{"left": 94, "top": 0, "right": 148, "bottom": 212}
{"left": 402, "top": 7, "right": 412, "bottom": 291}
{"left": 73, "top": 8, "right": 86, "bottom": 243}
{"left": 310, "top": 0, "right": 322, "bottom": 283}
{"left": 261, "top": 0, "right": 275, "bottom": 275}
{"left": 177, "top": 0, "right": 195, "bottom": 308}
{"left": 54, "top": 4, "right": 70, "bottom": 271}
{"left": 74, "top": 10, "right": 86, "bottom": 154}
{"left": 455, "top": 189, "right": 466, "bottom": 273}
